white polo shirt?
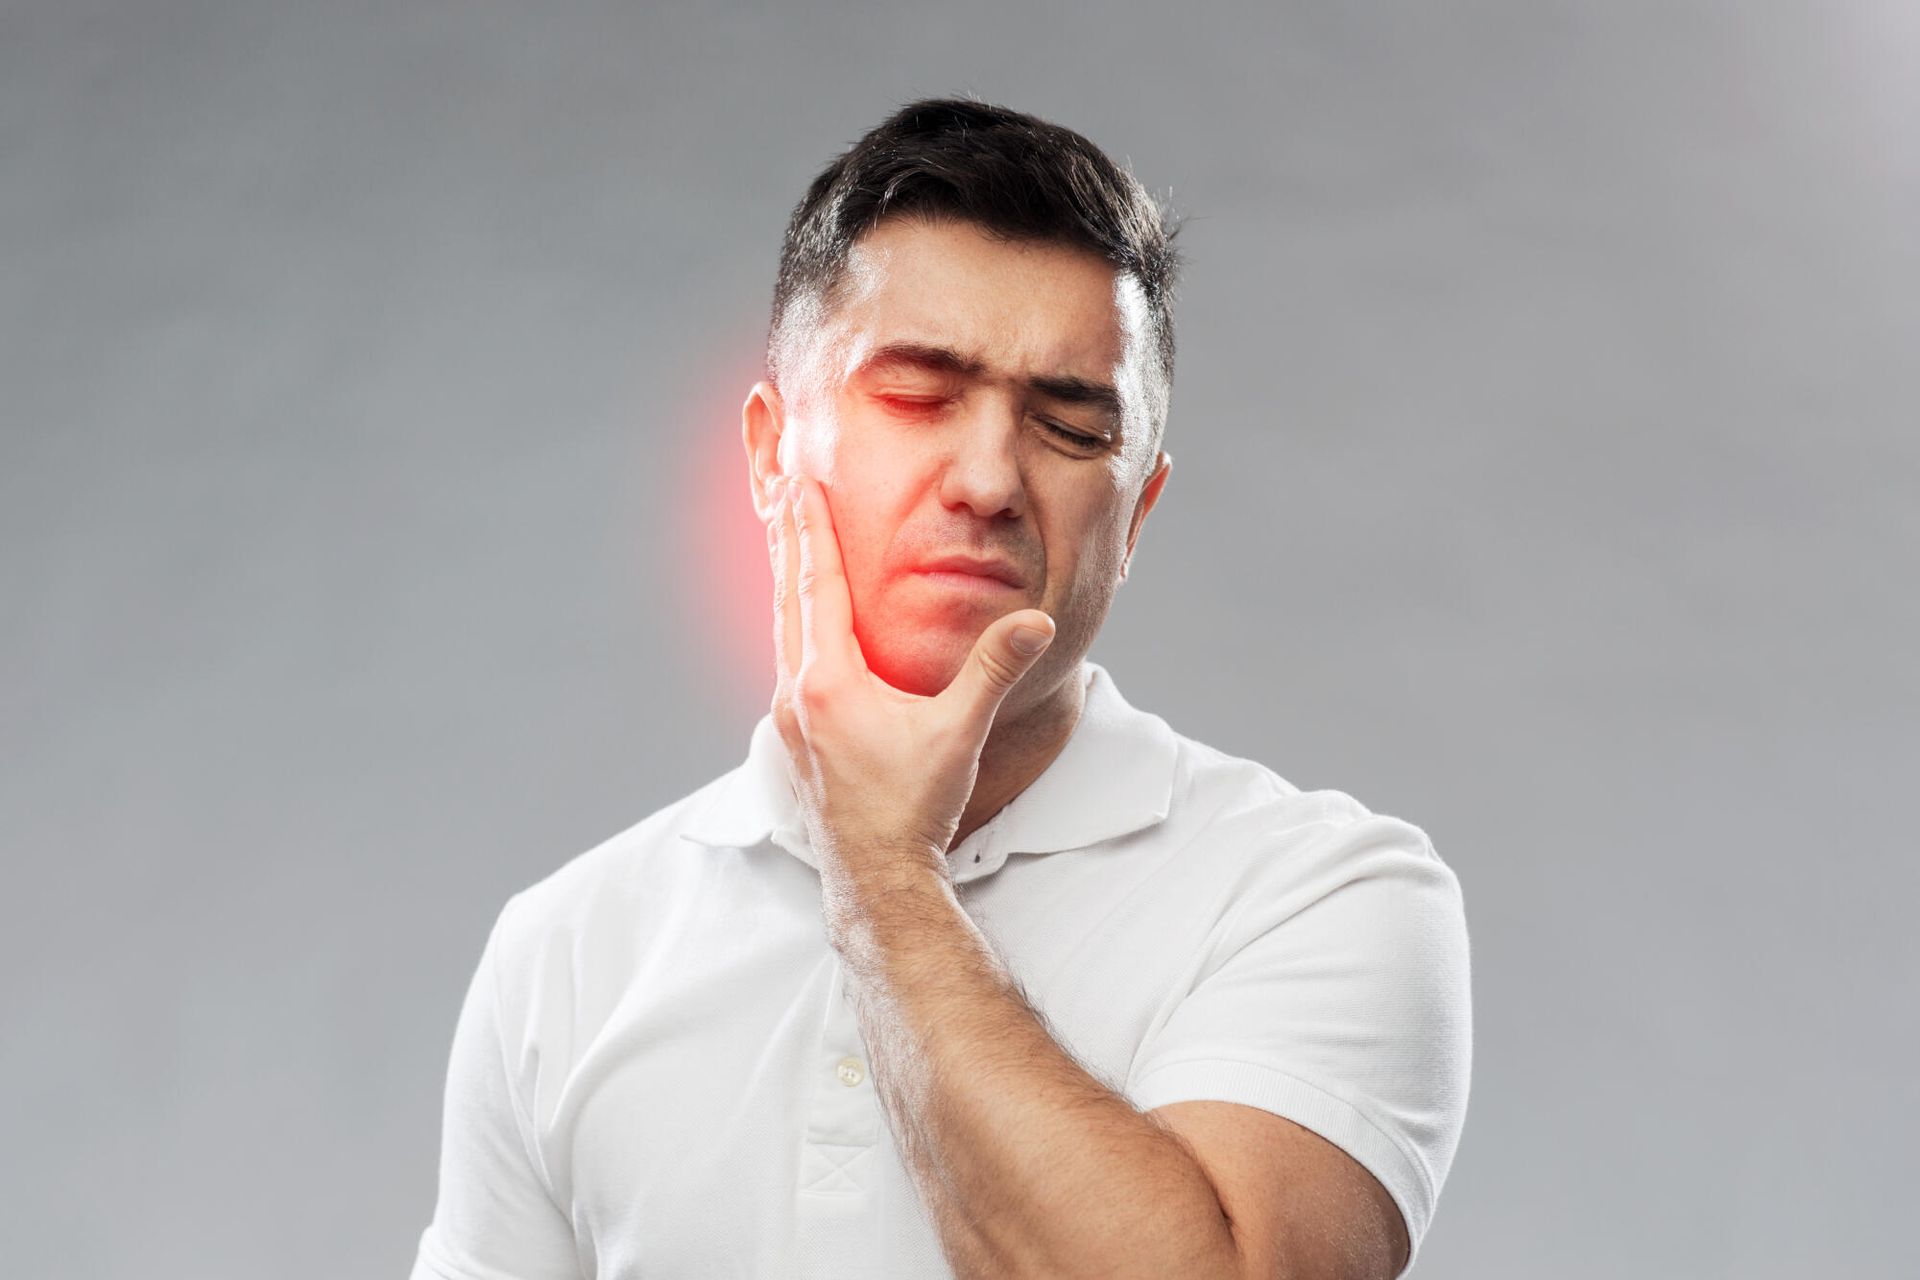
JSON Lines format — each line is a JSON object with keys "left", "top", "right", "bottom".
{"left": 411, "top": 660, "right": 1472, "bottom": 1280}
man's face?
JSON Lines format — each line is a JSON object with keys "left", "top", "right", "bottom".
{"left": 745, "top": 215, "right": 1172, "bottom": 701}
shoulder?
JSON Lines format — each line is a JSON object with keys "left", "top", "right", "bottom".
{"left": 1164, "top": 732, "right": 1473, "bottom": 1049}
{"left": 1168, "top": 729, "right": 1457, "bottom": 889}
{"left": 484, "top": 774, "right": 728, "bottom": 980}
{"left": 1133, "top": 731, "right": 1474, "bottom": 1263}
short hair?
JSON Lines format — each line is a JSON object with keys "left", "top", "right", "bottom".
{"left": 767, "top": 96, "right": 1186, "bottom": 456}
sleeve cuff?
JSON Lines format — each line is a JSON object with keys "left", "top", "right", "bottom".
{"left": 1129, "top": 1057, "right": 1436, "bottom": 1276}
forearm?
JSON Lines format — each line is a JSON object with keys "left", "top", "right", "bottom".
{"left": 824, "top": 865, "right": 1242, "bottom": 1280}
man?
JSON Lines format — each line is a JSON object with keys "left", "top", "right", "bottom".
{"left": 412, "top": 98, "right": 1471, "bottom": 1280}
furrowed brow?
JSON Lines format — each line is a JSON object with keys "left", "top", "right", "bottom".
{"left": 848, "top": 342, "right": 987, "bottom": 383}
{"left": 1025, "top": 372, "right": 1123, "bottom": 427}
{"left": 848, "top": 341, "right": 1125, "bottom": 433}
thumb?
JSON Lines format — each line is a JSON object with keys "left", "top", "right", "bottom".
{"left": 949, "top": 610, "right": 1055, "bottom": 727}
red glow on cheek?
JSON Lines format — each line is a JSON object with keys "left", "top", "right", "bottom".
{"left": 648, "top": 346, "right": 776, "bottom": 725}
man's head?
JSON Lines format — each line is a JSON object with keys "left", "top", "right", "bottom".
{"left": 743, "top": 97, "right": 1185, "bottom": 702}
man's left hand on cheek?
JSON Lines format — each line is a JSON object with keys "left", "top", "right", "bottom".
{"left": 765, "top": 472, "right": 1056, "bottom": 898}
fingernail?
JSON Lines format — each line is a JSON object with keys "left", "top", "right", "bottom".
{"left": 1012, "top": 624, "right": 1052, "bottom": 655}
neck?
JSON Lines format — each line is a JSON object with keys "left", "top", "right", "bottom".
{"left": 945, "top": 661, "right": 1088, "bottom": 854}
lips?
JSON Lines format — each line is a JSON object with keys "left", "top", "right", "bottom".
{"left": 914, "top": 554, "right": 1029, "bottom": 589}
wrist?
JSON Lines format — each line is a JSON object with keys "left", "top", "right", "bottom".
{"left": 820, "top": 854, "right": 956, "bottom": 956}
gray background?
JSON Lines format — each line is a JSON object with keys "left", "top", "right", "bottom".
{"left": 3, "top": 2, "right": 1914, "bottom": 1276}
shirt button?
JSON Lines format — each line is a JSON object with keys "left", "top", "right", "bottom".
{"left": 836, "top": 1056, "right": 866, "bottom": 1087}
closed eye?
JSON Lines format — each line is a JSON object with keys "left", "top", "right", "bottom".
{"left": 876, "top": 396, "right": 1105, "bottom": 450}
{"left": 1039, "top": 421, "right": 1104, "bottom": 447}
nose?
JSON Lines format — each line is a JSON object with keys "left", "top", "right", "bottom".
{"left": 936, "top": 399, "right": 1028, "bottom": 520}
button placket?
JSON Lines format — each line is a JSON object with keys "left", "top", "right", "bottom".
{"left": 798, "top": 956, "right": 881, "bottom": 1196}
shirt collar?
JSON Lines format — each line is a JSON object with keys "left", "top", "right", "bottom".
{"left": 677, "top": 660, "right": 1181, "bottom": 882}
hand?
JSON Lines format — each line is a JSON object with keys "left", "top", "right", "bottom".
{"left": 765, "top": 472, "right": 1056, "bottom": 886}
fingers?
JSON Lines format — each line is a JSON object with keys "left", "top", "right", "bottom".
{"left": 789, "top": 476, "right": 861, "bottom": 676}
{"left": 768, "top": 476, "right": 800, "bottom": 699}
{"left": 943, "top": 609, "right": 1053, "bottom": 730}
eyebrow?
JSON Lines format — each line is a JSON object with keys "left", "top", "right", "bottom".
{"left": 848, "top": 341, "right": 1125, "bottom": 432}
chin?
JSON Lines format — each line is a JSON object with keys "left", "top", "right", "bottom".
{"left": 866, "top": 648, "right": 966, "bottom": 698}
{"left": 859, "top": 625, "right": 1066, "bottom": 707}
{"left": 859, "top": 628, "right": 976, "bottom": 698}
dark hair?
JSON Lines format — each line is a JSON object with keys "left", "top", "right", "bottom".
{"left": 767, "top": 96, "right": 1186, "bottom": 452}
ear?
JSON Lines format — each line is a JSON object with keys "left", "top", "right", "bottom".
{"left": 742, "top": 380, "right": 788, "bottom": 521}
{"left": 1120, "top": 451, "right": 1172, "bottom": 582}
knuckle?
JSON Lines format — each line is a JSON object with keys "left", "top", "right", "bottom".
{"left": 795, "top": 666, "right": 849, "bottom": 717}
{"left": 977, "top": 650, "right": 1020, "bottom": 688}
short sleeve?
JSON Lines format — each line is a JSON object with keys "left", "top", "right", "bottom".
{"left": 1127, "top": 812, "right": 1472, "bottom": 1276}
{"left": 411, "top": 899, "right": 582, "bottom": 1280}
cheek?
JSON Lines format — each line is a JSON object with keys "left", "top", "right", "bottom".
{"left": 824, "top": 505, "right": 886, "bottom": 598}
{"left": 1058, "top": 513, "right": 1131, "bottom": 589}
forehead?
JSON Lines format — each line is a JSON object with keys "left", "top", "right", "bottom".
{"left": 816, "top": 217, "right": 1149, "bottom": 396}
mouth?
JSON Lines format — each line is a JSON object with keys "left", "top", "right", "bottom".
{"left": 913, "top": 556, "right": 1029, "bottom": 589}
{"left": 912, "top": 568, "right": 1026, "bottom": 595}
